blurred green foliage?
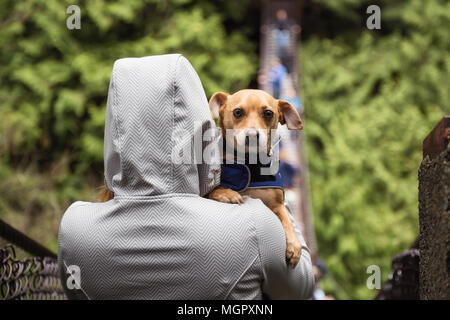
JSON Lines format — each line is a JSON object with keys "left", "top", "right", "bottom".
{"left": 301, "top": 0, "right": 449, "bottom": 299}
{"left": 0, "top": 0, "right": 257, "bottom": 251}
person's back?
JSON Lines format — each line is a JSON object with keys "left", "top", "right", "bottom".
{"left": 58, "top": 54, "right": 314, "bottom": 299}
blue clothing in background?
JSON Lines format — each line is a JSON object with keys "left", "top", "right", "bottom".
{"left": 269, "top": 64, "right": 287, "bottom": 99}
{"left": 272, "top": 29, "right": 290, "bottom": 58}
{"left": 282, "top": 96, "right": 303, "bottom": 115}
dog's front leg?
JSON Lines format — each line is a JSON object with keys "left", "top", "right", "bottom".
{"left": 272, "top": 205, "right": 302, "bottom": 268}
{"left": 208, "top": 187, "right": 245, "bottom": 204}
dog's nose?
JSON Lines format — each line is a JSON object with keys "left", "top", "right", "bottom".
{"left": 245, "top": 129, "right": 259, "bottom": 146}
{"left": 245, "top": 129, "right": 259, "bottom": 138}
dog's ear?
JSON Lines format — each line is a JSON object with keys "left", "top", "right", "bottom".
{"left": 278, "top": 99, "right": 303, "bottom": 130}
{"left": 209, "top": 92, "right": 229, "bottom": 119}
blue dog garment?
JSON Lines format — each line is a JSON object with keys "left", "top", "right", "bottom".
{"left": 221, "top": 162, "right": 284, "bottom": 192}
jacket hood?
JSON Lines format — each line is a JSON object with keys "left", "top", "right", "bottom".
{"left": 104, "top": 54, "right": 220, "bottom": 197}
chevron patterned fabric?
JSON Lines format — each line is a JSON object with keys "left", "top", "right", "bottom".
{"left": 57, "top": 54, "right": 314, "bottom": 299}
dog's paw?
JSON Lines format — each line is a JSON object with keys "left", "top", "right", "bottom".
{"left": 208, "top": 188, "right": 245, "bottom": 204}
{"left": 286, "top": 237, "right": 302, "bottom": 268}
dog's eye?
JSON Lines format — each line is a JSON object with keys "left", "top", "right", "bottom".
{"left": 263, "top": 110, "right": 274, "bottom": 118}
{"left": 233, "top": 108, "right": 244, "bottom": 118}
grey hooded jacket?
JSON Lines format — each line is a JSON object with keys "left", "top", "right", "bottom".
{"left": 57, "top": 54, "right": 314, "bottom": 300}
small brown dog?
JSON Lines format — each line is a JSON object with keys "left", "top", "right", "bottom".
{"left": 208, "top": 89, "right": 303, "bottom": 268}
{"left": 99, "top": 89, "right": 303, "bottom": 267}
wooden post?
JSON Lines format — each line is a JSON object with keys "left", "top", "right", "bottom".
{"left": 418, "top": 116, "right": 450, "bottom": 300}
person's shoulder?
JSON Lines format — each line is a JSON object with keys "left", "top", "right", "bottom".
{"left": 240, "top": 198, "right": 285, "bottom": 239}
{"left": 67, "top": 200, "right": 91, "bottom": 210}
{"left": 59, "top": 200, "right": 99, "bottom": 232}
{"left": 62, "top": 200, "right": 94, "bottom": 217}
{"left": 203, "top": 197, "right": 278, "bottom": 229}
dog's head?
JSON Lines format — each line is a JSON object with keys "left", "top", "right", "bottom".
{"left": 209, "top": 89, "right": 303, "bottom": 154}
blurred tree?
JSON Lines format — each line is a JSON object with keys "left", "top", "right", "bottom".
{"left": 0, "top": 0, "right": 257, "bottom": 250}
{"left": 0, "top": 0, "right": 257, "bottom": 168}
{"left": 301, "top": 0, "right": 449, "bottom": 299}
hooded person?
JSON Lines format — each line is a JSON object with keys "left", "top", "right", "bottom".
{"left": 57, "top": 54, "right": 314, "bottom": 300}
